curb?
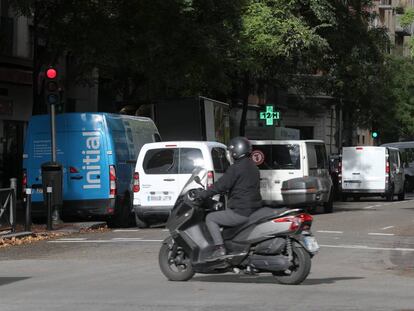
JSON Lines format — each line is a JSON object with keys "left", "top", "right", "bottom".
{"left": 0, "top": 221, "right": 107, "bottom": 241}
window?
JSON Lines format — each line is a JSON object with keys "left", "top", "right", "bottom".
{"left": 272, "top": 144, "right": 301, "bottom": 169}
{"left": 143, "top": 148, "right": 178, "bottom": 174}
{"left": 211, "top": 147, "right": 230, "bottom": 173}
{"left": 307, "top": 143, "right": 327, "bottom": 169}
{"left": 251, "top": 144, "right": 301, "bottom": 170}
{"left": 179, "top": 148, "right": 204, "bottom": 174}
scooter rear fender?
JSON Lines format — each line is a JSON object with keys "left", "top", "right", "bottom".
{"left": 232, "top": 219, "right": 293, "bottom": 244}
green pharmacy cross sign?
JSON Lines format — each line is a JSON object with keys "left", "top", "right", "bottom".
{"left": 260, "top": 105, "right": 280, "bottom": 126}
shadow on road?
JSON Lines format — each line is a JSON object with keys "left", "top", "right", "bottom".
{"left": 192, "top": 275, "right": 364, "bottom": 285}
{"left": 0, "top": 277, "right": 31, "bottom": 287}
{"left": 302, "top": 276, "right": 364, "bottom": 285}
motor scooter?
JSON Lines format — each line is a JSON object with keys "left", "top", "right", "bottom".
{"left": 158, "top": 168, "right": 319, "bottom": 285}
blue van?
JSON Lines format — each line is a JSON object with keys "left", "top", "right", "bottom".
{"left": 23, "top": 113, "right": 161, "bottom": 226}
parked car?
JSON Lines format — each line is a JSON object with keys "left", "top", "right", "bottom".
{"left": 250, "top": 140, "right": 334, "bottom": 213}
{"left": 339, "top": 146, "right": 405, "bottom": 201}
{"left": 132, "top": 141, "right": 230, "bottom": 227}
{"left": 23, "top": 113, "right": 161, "bottom": 227}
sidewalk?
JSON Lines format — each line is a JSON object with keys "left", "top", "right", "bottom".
{"left": 0, "top": 221, "right": 108, "bottom": 247}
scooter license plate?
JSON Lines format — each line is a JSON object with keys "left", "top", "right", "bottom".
{"left": 303, "top": 236, "right": 319, "bottom": 253}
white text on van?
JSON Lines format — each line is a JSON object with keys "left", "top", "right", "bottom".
{"left": 82, "top": 131, "right": 101, "bottom": 189}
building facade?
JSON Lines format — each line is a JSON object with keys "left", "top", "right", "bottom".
{"left": 0, "top": 0, "right": 32, "bottom": 189}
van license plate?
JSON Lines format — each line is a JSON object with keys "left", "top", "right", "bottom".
{"left": 303, "top": 236, "right": 319, "bottom": 253}
{"left": 148, "top": 195, "right": 172, "bottom": 202}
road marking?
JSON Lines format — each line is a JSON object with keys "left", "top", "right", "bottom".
{"left": 317, "top": 230, "right": 343, "bottom": 234}
{"left": 55, "top": 238, "right": 86, "bottom": 241}
{"left": 48, "top": 239, "right": 163, "bottom": 243}
{"left": 381, "top": 226, "right": 394, "bottom": 230}
{"left": 113, "top": 229, "right": 141, "bottom": 232}
{"left": 112, "top": 237, "right": 143, "bottom": 241}
{"left": 374, "top": 205, "right": 382, "bottom": 207}
{"left": 368, "top": 233, "right": 395, "bottom": 236}
{"left": 363, "top": 206, "right": 375, "bottom": 209}
{"left": 320, "top": 244, "right": 414, "bottom": 252}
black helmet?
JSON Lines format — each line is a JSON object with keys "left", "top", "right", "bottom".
{"left": 228, "top": 136, "right": 252, "bottom": 160}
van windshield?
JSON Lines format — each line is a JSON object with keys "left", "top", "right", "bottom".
{"left": 252, "top": 144, "right": 301, "bottom": 170}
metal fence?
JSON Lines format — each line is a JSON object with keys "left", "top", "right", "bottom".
{"left": 0, "top": 188, "right": 16, "bottom": 234}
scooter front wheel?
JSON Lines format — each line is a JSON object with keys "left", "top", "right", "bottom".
{"left": 159, "top": 242, "right": 195, "bottom": 281}
{"left": 272, "top": 245, "right": 311, "bottom": 285}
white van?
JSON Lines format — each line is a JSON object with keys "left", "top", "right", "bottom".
{"left": 340, "top": 146, "right": 405, "bottom": 201}
{"left": 132, "top": 141, "right": 230, "bottom": 227}
{"left": 250, "top": 140, "right": 333, "bottom": 212}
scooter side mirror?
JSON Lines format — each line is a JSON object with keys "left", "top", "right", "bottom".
{"left": 194, "top": 176, "right": 204, "bottom": 188}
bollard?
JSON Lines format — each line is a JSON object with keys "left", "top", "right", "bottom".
{"left": 9, "top": 178, "right": 17, "bottom": 232}
{"left": 10, "top": 188, "right": 16, "bottom": 233}
{"left": 9, "top": 178, "right": 17, "bottom": 195}
{"left": 47, "top": 186, "right": 53, "bottom": 230}
{"left": 25, "top": 188, "right": 32, "bottom": 232}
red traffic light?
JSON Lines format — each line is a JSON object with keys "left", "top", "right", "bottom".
{"left": 46, "top": 68, "right": 57, "bottom": 79}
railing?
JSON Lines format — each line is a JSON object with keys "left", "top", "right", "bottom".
{"left": 396, "top": 14, "right": 414, "bottom": 35}
{"left": 0, "top": 188, "right": 16, "bottom": 234}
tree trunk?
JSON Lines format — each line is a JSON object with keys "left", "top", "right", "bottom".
{"left": 239, "top": 73, "right": 250, "bottom": 136}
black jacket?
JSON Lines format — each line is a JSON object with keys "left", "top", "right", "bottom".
{"left": 202, "top": 156, "right": 262, "bottom": 216}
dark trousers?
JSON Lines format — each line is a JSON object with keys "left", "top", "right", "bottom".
{"left": 205, "top": 209, "right": 248, "bottom": 246}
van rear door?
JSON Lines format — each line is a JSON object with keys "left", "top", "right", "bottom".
{"left": 139, "top": 146, "right": 180, "bottom": 207}
{"left": 342, "top": 147, "right": 386, "bottom": 191}
{"left": 23, "top": 115, "right": 67, "bottom": 202}
{"left": 305, "top": 142, "right": 331, "bottom": 192}
{"left": 252, "top": 142, "right": 302, "bottom": 203}
{"left": 65, "top": 118, "right": 109, "bottom": 201}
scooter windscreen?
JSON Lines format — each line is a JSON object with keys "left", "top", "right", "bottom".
{"left": 166, "top": 167, "right": 207, "bottom": 231}
{"left": 179, "top": 167, "right": 207, "bottom": 196}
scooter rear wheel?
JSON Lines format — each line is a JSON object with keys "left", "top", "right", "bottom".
{"left": 272, "top": 245, "right": 311, "bottom": 285}
{"left": 159, "top": 242, "right": 195, "bottom": 281}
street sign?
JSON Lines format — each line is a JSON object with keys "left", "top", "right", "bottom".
{"left": 251, "top": 150, "right": 265, "bottom": 166}
{"left": 260, "top": 105, "right": 280, "bottom": 126}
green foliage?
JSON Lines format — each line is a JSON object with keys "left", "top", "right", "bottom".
{"left": 11, "top": 0, "right": 404, "bottom": 140}
{"left": 383, "top": 56, "right": 414, "bottom": 139}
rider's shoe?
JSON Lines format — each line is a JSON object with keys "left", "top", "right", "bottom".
{"left": 206, "top": 245, "right": 226, "bottom": 261}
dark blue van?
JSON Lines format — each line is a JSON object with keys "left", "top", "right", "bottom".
{"left": 23, "top": 113, "right": 160, "bottom": 226}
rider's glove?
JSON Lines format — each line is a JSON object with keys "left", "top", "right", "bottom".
{"left": 194, "top": 189, "right": 209, "bottom": 201}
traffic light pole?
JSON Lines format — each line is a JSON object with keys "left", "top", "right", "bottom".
{"left": 50, "top": 103, "right": 57, "bottom": 162}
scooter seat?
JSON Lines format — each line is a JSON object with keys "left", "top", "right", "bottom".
{"left": 222, "top": 207, "right": 289, "bottom": 240}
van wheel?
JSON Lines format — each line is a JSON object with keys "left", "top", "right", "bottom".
{"left": 323, "top": 189, "right": 334, "bottom": 213}
{"left": 353, "top": 196, "right": 360, "bottom": 202}
{"left": 398, "top": 188, "right": 405, "bottom": 201}
{"left": 112, "top": 194, "right": 132, "bottom": 228}
{"left": 135, "top": 212, "right": 148, "bottom": 228}
{"left": 386, "top": 185, "right": 394, "bottom": 202}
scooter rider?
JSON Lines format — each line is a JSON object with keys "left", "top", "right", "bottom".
{"left": 195, "top": 136, "right": 262, "bottom": 260}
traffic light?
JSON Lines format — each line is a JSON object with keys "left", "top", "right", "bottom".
{"left": 45, "top": 67, "right": 59, "bottom": 105}
{"left": 371, "top": 129, "right": 379, "bottom": 139}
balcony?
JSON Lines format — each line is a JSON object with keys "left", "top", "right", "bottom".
{"left": 396, "top": 14, "right": 413, "bottom": 35}
{"left": 377, "top": 0, "right": 393, "bottom": 10}
{"left": 0, "top": 17, "right": 14, "bottom": 56}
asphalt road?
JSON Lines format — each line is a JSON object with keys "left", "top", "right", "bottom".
{"left": 1, "top": 196, "right": 414, "bottom": 311}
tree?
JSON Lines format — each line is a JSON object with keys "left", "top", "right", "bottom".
{"left": 12, "top": 0, "right": 246, "bottom": 112}
{"left": 232, "top": 0, "right": 335, "bottom": 135}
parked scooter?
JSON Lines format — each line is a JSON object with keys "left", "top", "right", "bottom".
{"left": 159, "top": 168, "right": 319, "bottom": 285}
